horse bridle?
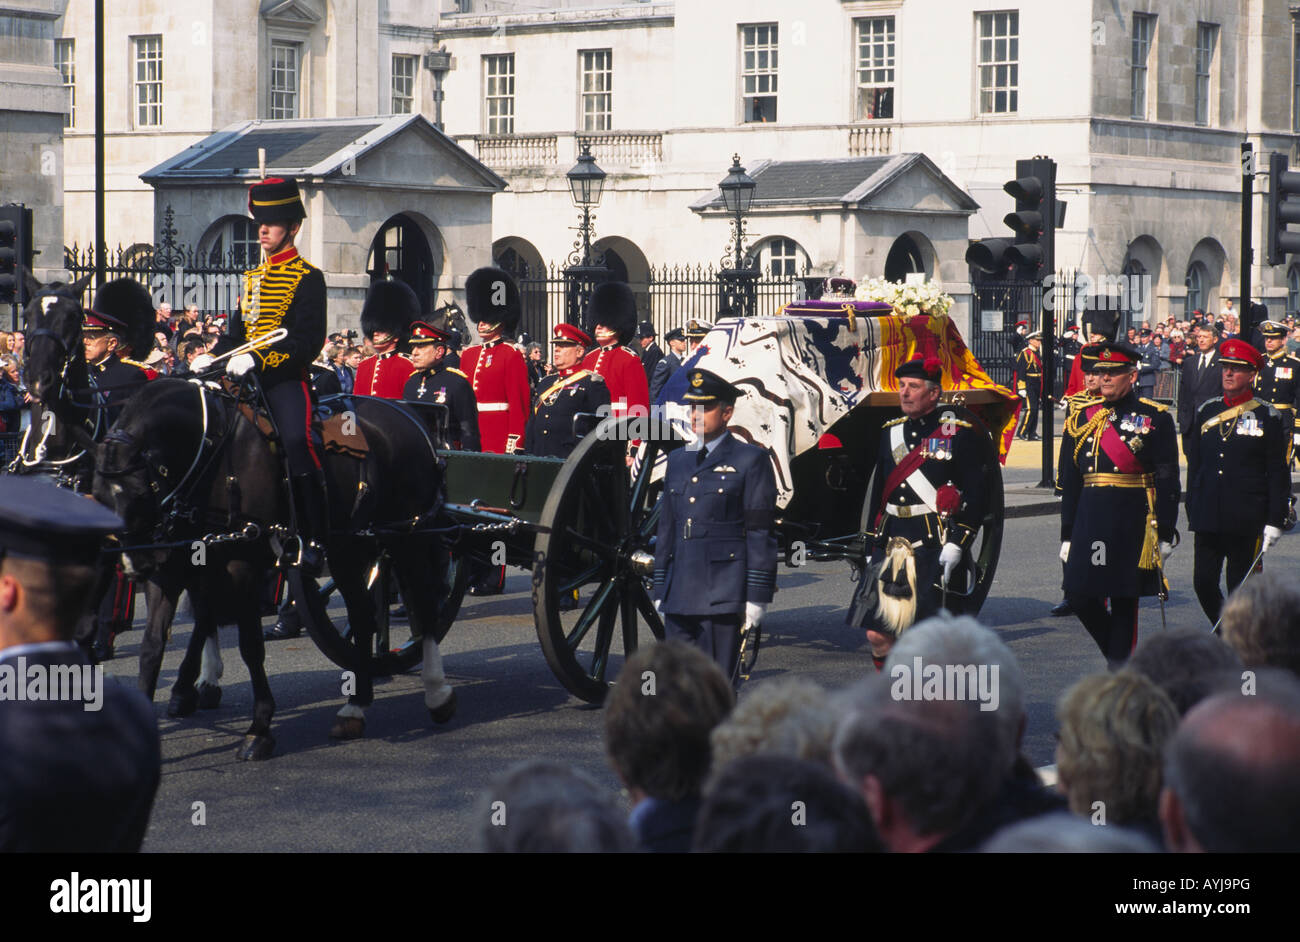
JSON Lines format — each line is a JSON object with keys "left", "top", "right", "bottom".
{"left": 14, "top": 325, "right": 99, "bottom": 469}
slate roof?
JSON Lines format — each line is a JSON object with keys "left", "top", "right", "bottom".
{"left": 690, "top": 153, "right": 977, "bottom": 213}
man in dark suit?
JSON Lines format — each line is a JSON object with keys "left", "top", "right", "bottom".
{"left": 635, "top": 320, "right": 664, "bottom": 388}
{"left": 653, "top": 368, "right": 778, "bottom": 684}
{"left": 0, "top": 477, "right": 161, "bottom": 852}
{"left": 1186, "top": 339, "right": 1290, "bottom": 627}
{"left": 649, "top": 327, "right": 686, "bottom": 402}
{"left": 1178, "top": 324, "right": 1222, "bottom": 458}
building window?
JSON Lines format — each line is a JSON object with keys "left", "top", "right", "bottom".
{"left": 579, "top": 49, "right": 612, "bottom": 131}
{"left": 1288, "top": 265, "right": 1300, "bottom": 313}
{"left": 391, "top": 54, "right": 416, "bottom": 114}
{"left": 207, "top": 218, "right": 260, "bottom": 269}
{"left": 1185, "top": 262, "right": 1205, "bottom": 318}
{"left": 55, "top": 38, "right": 74, "bottom": 128}
{"left": 748, "top": 237, "right": 806, "bottom": 277}
{"left": 484, "top": 54, "right": 515, "bottom": 135}
{"left": 976, "top": 11, "right": 1018, "bottom": 115}
{"left": 1131, "top": 13, "right": 1154, "bottom": 120}
{"left": 270, "top": 41, "right": 300, "bottom": 119}
{"left": 855, "top": 16, "right": 895, "bottom": 120}
{"left": 741, "top": 23, "right": 778, "bottom": 123}
{"left": 1195, "top": 23, "right": 1216, "bottom": 126}
{"left": 133, "top": 35, "right": 163, "bottom": 127}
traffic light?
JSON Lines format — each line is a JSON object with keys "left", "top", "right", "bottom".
{"left": 1266, "top": 152, "right": 1300, "bottom": 266}
{"left": 0, "top": 204, "right": 33, "bottom": 306}
{"left": 966, "top": 157, "right": 1057, "bottom": 280}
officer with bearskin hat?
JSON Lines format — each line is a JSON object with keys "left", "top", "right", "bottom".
{"left": 524, "top": 322, "right": 609, "bottom": 459}
{"left": 1059, "top": 340, "right": 1180, "bottom": 666}
{"left": 355, "top": 279, "right": 418, "bottom": 399}
{"left": 226, "top": 176, "right": 329, "bottom": 572}
{"left": 460, "top": 267, "right": 530, "bottom": 455}
{"left": 847, "top": 356, "right": 987, "bottom": 670}
{"left": 1186, "top": 338, "right": 1290, "bottom": 626}
{"left": 653, "top": 368, "right": 777, "bottom": 686}
{"left": 403, "top": 318, "right": 480, "bottom": 452}
{"left": 582, "top": 282, "right": 650, "bottom": 422}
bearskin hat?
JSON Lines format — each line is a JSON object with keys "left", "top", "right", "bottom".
{"left": 361, "top": 278, "right": 421, "bottom": 340}
{"left": 1081, "top": 310, "right": 1120, "bottom": 342}
{"left": 585, "top": 281, "right": 637, "bottom": 345}
{"left": 465, "top": 266, "right": 521, "bottom": 336}
{"left": 90, "top": 278, "right": 156, "bottom": 357}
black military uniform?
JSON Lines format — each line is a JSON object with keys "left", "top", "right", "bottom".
{"left": 1058, "top": 329, "right": 1081, "bottom": 383}
{"left": 524, "top": 322, "right": 609, "bottom": 459}
{"left": 1254, "top": 320, "right": 1300, "bottom": 464}
{"left": 1059, "top": 341, "right": 1180, "bottom": 665}
{"left": 0, "top": 477, "right": 161, "bottom": 852}
{"left": 637, "top": 320, "right": 664, "bottom": 387}
{"left": 83, "top": 315, "right": 147, "bottom": 430}
{"left": 1014, "top": 332, "right": 1043, "bottom": 440}
{"left": 848, "top": 357, "right": 986, "bottom": 667}
{"left": 1050, "top": 344, "right": 1104, "bottom": 617}
{"left": 1187, "top": 339, "right": 1290, "bottom": 626}
{"left": 649, "top": 327, "right": 686, "bottom": 403}
{"left": 403, "top": 320, "right": 481, "bottom": 452}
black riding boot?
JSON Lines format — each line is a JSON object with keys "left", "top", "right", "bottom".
{"left": 291, "top": 471, "right": 329, "bottom": 575}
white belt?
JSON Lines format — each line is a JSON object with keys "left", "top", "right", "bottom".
{"left": 886, "top": 503, "right": 935, "bottom": 518}
{"left": 478, "top": 403, "right": 509, "bottom": 412}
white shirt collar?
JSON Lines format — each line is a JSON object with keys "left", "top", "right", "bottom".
{"left": 0, "top": 640, "right": 79, "bottom": 664}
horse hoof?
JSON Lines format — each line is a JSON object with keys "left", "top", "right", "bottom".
{"left": 196, "top": 682, "right": 222, "bottom": 710}
{"left": 329, "top": 717, "right": 366, "bottom": 740}
{"left": 167, "top": 687, "right": 198, "bottom": 717}
{"left": 429, "top": 689, "right": 458, "bottom": 726}
{"left": 237, "top": 734, "right": 275, "bottom": 761}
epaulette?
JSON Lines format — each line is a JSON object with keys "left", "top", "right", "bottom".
{"left": 120, "top": 357, "right": 147, "bottom": 370}
{"left": 446, "top": 368, "right": 468, "bottom": 379}
{"left": 883, "top": 416, "right": 907, "bottom": 428}
{"left": 1139, "top": 397, "right": 1170, "bottom": 412}
{"left": 945, "top": 418, "right": 974, "bottom": 428}
{"left": 588, "top": 371, "right": 604, "bottom": 383}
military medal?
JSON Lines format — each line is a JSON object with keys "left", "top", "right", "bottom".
{"left": 1237, "top": 412, "right": 1262, "bottom": 437}
{"left": 1278, "top": 367, "right": 1293, "bottom": 379}
{"left": 925, "top": 437, "right": 952, "bottom": 460}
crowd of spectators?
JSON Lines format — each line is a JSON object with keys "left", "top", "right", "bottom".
{"left": 477, "top": 578, "right": 1300, "bottom": 852}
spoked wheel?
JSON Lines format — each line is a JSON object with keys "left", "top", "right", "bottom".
{"left": 855, "top": 404, "right": 1005, "bottom": 615}
{"left": 533, "top": 416, "right": 686, "bottom": 703}
{"left": 289, "top": 543, "right": 465, "bottom": 676}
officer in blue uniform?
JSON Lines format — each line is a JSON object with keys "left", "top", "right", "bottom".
{"left": 403, "top": 320, "right": 481, "bottom": 452}
{"left": 653, "top": 368, "right": 777, "bottom": 684}
{"left": 0, "top": 477, "right": 160, "bottom": 851}
{"left": 1186, "top": 338, "right": 1290, "bottom": 626}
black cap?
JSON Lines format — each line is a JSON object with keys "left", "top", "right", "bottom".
{"left": 682, "top": 368, "right": 742, "bottom": 405}
{"left": 247, "top": 177, "right": 306, "bottom": 223}
{"left": 895, "top": 355, "right": 942, "bottom": 384}
{"left": 664, "top": 327, "right": 685, "bottom": 343}
{"left": 1090, "top": 340, "right": 1142, "bottom": 371}
{"left": 0, "top": 478, "right": 123, "bottom": 565}
{"left": 637, "top": 320, "right": 656, "bottom": 339}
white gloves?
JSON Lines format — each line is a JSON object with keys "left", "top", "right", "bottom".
{"left": 1159, "top": 541, "right": 1175, "bottom": 563}
{"left": 939, "top": 543, "right": 963, "bottom": 583}
{"left": 1059, "top": 541, "right": 1071, "bottom": 564}
{"left": 744, "top": 601, "right": 767, "bottom": 628}
{"left": 653, "top": 598, "right": 663, "bottom": 616}
{"left": 1293, "top": 432, "right": 1300, "bottom": 447}
{"left": 1263, "top": 526, "right": 1283, "bottom": 553}
{"left": 226, "top": 353, "right": 255, "bottom": 378}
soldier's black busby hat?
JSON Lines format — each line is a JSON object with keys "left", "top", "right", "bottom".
{"left": 0, "top": 475, "right": 123, "bottom": 566}
{"left": 247, "top": 177, "right": 306, "bottom": 223}
{"left": 361, "top": 278, "right": 421, "bottom": 341}
{"left": 586, "top": 281, "right": 637, "bottom": 345}
{"left": 1081, "top": 310, "right": 1120, "bottom": 342}
{"left": 465, "top": 267, "right": 521, "bottom": 336}
{"left": 87, "top": 278, "right": 156, "bottom": 356}
{"left": 1091, "top": 341, "right": 1141, "bottom": 372}
{"left": 682, "top": 368, "right": 742, "bottom": 406}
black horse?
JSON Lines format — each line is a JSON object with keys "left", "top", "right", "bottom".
{"left": 94, "top": 373, "right": 457, "bottom": 760}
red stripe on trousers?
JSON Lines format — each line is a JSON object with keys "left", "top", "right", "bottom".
{"left": 299, "top": 379, "right": 321, "bottom": 469}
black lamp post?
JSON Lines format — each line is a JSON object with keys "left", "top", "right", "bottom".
{"left": 717, "top": 154, "right": 759, "bottom": 318}
{"left": 564, "top": 142, "right": 608, "bottom": 323}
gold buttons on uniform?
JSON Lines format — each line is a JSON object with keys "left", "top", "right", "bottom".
{"left": 689, "top": 497, "right": 695, "bottom": 503}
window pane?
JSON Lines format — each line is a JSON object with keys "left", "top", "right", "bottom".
{"left": 484, "top": 54, "right": 515, "bottom": 134}
{"left": 133, "top": 35, "right": 163, "bottom": 127}
{"left": 976, "top": 12, "right": 1018, "bottom": 115}
{"left": 741, "top": 22, "right": 778, "bottom": 123}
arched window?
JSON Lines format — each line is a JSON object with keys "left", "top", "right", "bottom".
{"left": 205, "top": 217, "right": 259, "bottom": 268}
{"left": 747, "top": 237, "right": 808, "bottom": 277}
{"left": 885, "top": 234, "right": 925, "bottom": 281}
{"left": 1185, "top": 262, "right": 1206, "bottom": 319}
{"left": 1288, "top": 265, "right": 1300, "bottom": 314}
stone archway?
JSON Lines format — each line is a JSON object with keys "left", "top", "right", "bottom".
{"left": 884, "top": 231, "right": 936, "bottom": 281}
{"left": 367, "top": 213, "right": 438, "bottom": 316}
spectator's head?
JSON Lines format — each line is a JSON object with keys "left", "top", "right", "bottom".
{"left": 885, "top": 614, "right": 1025, "bottom": 777}
{"left": 478, "top": 760, "right": 635, "bottom": 853}
{"left": 1055, "top": 671, "right": 1178, "bottom": 828}
{"left": 833, "top": 675, "right": 1003, "bottom": 852}
{"left": 180, "top": 338, "right": 206, "bottom": 365}
{"left": 694, "top": 755, "right": 883, "bottom": 853}
{"left": 981, "top": 813, "right": 1159, "bottom": 853}
{"left": 1127, "top": 629, "right": 1242, "bottom": 715}
{"left": 1220, "top": 570, "right": 1300, "bottom": 678}
{"left": 344, "top": 346, "right": 363, "bottom": 370}
{"left": 1160, "top": 675, "right": 1300, "bottom": 852}
{"left": 1196, "top": 324, "right": 1218, "bottom": 351}
{"left": 157, "top": 302, "right": 173, "bottom": 320}
{"left": 525, "top": 342, "right": 543, "bottom": 362}
{"left": 709, "top": 677, "right": 837, "bottom": 777}
{"left": 0, "top": 355, "right": 19, "bottom": 385}
{"left": 604, "top": 642, "right": 734, "bottom": 803}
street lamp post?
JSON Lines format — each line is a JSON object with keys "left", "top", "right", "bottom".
{"left": 564, "top": 142, "right": 608, "bottom": 324}
{"left": 717, "top": 154, "right": 759, "bottom": 318}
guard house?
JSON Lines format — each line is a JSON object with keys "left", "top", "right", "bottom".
{"left": 141, "top": 113, "right": 506, "bottom": 328}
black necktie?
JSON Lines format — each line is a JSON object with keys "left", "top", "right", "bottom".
{"left": 696, "top": 446, "right": 707, "bottom": 467}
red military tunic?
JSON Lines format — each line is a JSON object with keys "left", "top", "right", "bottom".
{"left": 461, "top": 339, "right": 530, "bottom": 453}
{"left": 355, "top": 350, "right": 414, "bottom": 399}
{"left": 581, "top": 344, "right": 649, "bottom": 420}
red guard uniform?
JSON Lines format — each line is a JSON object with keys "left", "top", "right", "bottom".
{"left": 461, "top": 339, "right": 530, "bottom": 453}
{"left": 582, "top": 343, "right": 650, "bottom": 419}
{"left": 355, "top": 350, "right": 413, "bottom": 399}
